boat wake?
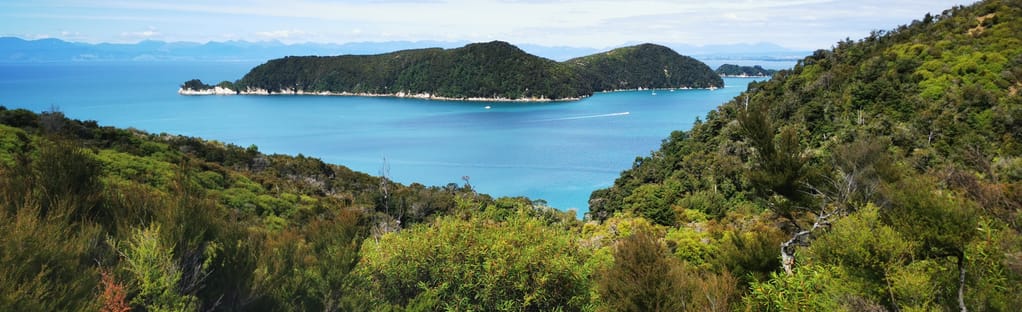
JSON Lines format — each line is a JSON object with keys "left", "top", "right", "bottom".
{"left": 533, "top": 111, "right": 630, "bottom": 122}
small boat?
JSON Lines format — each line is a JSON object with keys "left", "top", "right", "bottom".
{"left": 484, "top": 105, "right": 492, "bottom": 109}
{"left": 651, "top": 91, "right": 657, "bottom": 96}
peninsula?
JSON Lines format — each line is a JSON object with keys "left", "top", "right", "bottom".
{"left": 180, "top": 41, "right": 723, "bottom": 101}
{"left": 714, "top": 64, "right": 778, "bottom": 77}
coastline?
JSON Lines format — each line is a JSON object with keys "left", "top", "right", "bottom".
{"left": 717, "top": 74, "right": 772, "bottom": 78}
{"left": 178, "top": 87, "right": 585, "bottom": 102}
{"left": 177, "top": 86, "right": 238, "bottom": 95}
{"left": 178, "top": 83, "right": 727, "bottom": 101}
{"left": 598, "top": 85, "right": 721, "bottom": 93}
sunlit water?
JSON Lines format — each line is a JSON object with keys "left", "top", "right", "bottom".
{"left": 0, "top": 61, "right": 774, "bottom": 216}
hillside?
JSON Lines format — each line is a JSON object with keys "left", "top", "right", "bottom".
{"left": 182, "top": 41, "right": 722, "bottom": 100}
{"left": 566, "top": 43, "right": 722, "bottom": 91}
{"left": 591, "top": 0, "right": 1021, "bottom": 310}
{"left": 0, "top": 106, "right": 587, "bottom": 310}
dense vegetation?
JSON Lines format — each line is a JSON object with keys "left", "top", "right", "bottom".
{"left": 714, "top": 64, "right": 777, "bottom": 77}
{"left": 183, "top": 41, "right": 722, "bottom": 100}
{"left": 591, "top": 0, "right": 1022, "bottom": 310}
{"left": 0, "top": 106, "right": 590, "bottom": 310}
{"left": 5, "top": 0, "right": 1022, "bottom": 311}
{"left": 181, "top": 79, "right": 213, "bottom": 91}
{"left": 566, "top": 44, "right": 723, "bottom": 91}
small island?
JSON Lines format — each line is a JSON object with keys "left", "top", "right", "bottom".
{"left": 714, "top": 64, "right": 777, "bottom": 77}
{"left": 180, "top": 41, "right": 723, "bottom": 101}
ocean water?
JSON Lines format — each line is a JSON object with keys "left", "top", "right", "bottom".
{"left": 0, "top": 61, "right": 769, "bottom": 216}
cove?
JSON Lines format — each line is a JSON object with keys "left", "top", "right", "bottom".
{"left": 0, "top": 61, "right": 770, "bottom": 216}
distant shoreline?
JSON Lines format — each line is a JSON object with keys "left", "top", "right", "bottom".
{"left": 178, "top": 87, "right": 585, "bottom": 102}
{"left": 178, "top": 84, "right": 730, "bottom": 101}
{"left": 718, "top": 74, "right": 772, "bottom": 78}
{"left": 715, "top": 72, "right": 768, "bottom": 77}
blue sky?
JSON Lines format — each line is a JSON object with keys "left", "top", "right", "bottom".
{"left": 1, "top": 0, "right": 975, "bottom": 50}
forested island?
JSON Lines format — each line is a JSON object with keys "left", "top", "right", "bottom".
{"left": 3, "top": 0, "right": 1021, "bottom": 311}
{"left": 180, "top": 41, "right": 723, "bottom": 101}
{"left": 714, "top": 64, "right": 778, "bottom": 77}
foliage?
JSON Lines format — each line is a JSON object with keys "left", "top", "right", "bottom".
{"left": 3, "top": 1, "right": 1022, "bottom": 310}
{"left": 0, "top": 203, "right": 101, "bottom": 311}
{"left": 802, "top": 204, "right": 916, "bottom": 309}
{"left": 597, "top": 229, "right": 693, "bottom": 312}
{"left": 567, "top": 43, "right": 723, "bottom": 90}
{"left": 589, "top": 0, "right": 1022, "bottom": 309}
{"left": 99, "top": 271, "right": 131, "bottom": 312}
{"left": 745, "top": 267, "right": 840, "bottom": 312}
{"left": 180, "top": 79, "right": 212, "bottom": 91}
{"left": 252, "top": 209, "right": 366, "bottom": 311}
{"left": 0, "top": 108, "right": 486, "bottom": 310}
{"left": 356, "top": 213, "right": 597, "bottom": 311}
{"left": 715, "top": 64, "right": 777, "bottom": 77}
{"left": 117, "top": 224, "right": 198, "bottom": 312}
{"left": 621, "top": 182, "right": 680, "bottom": 226}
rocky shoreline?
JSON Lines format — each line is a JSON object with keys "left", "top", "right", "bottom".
{"left": 178, "top": 87, "right": 586, "bottom": 102}
{"left": 718, "top": 74, "right": 772, "bottom": 78}
{"left": 178, "top": 85, "right": 725, "bottom": 101}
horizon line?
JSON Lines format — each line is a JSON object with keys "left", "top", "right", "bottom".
{"left": 0, "top": 35, "right": 809, "bottom": 52}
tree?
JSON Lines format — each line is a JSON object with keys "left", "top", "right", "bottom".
{"left": 34, "top": 138, "right": 103, "bottom": 220}
{"left": 737, "top": 98, "right": 817, "bottom": 274}
{"left": 622, "top": 183, "right": 678, "bottom": 226}
{"left": 881, "top": 175, "right": 978, "bottom": 312}
{"left": 598, "top": 229, "right": 693, "bottom": 312}
{"left": 253, "top": 209, "right": 365, "bottom": 311}
{"left": 356, "top": 214, "right": 595, "bottom": 311}
{"left": 117, "top": 224, "right": 198, "bottom": 312}
{"left": 804, "top": 204, "right": 915, "bottom": 309}
{"left": 181, "top": 79, "right": 212, "bottom": 91}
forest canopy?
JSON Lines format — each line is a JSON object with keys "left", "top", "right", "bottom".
{"left": 714, "top": 64, "right": 778, "bottom": 77}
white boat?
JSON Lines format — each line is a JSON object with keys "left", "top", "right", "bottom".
{"left": 484, "top": 105, "right": 492, "bottom": 109}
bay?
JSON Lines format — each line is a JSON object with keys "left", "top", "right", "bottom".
{"left": 0, "top": 61, "right": 773, "bottom": 217}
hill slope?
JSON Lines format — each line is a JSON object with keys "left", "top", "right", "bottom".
{"left": 0, "top": 106, "right": 586, "bottom": 310}
{"left": 567, "top": 43, "right": 722, "bottom": 91}
{"left": 591, "top": 0, "right": 1021, "bottom": 309}
{"left": 183, "top": 41, "right": 722, "bottom": 100}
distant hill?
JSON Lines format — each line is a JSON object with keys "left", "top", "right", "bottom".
{"left": 185, "top": 41, "right": 723, "bottom": 101}
{"left": 714, "top": 64, "right": 778, "bottom": 77}
{"left": 567, "top": 44, "right": 722, "bottom": 91}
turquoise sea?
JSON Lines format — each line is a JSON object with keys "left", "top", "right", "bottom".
{"left": 0, "top": 61, "right": 772, "bottom": 216}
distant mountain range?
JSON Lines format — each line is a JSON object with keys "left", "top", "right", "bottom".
{"left": 0, "top": 37, "right": 807, "bottom": 64}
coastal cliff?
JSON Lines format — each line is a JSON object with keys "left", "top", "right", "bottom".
{"left": 178, "top": 86, "right": 238, "bottom": 95}
{"left": 181, "top": 41, "right": 722, "bottom": 101}
{"left": 178, "top": 87, "right": 580, "bottom": 101}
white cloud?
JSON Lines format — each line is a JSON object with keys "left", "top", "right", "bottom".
{"left": 120, "top": 26, "right": 160, "bottom": 41}
{"left": 255, "top": 29, "right": 307, "bottom": 40}
{"left": 6, "top": 0, "right": 980, "bottom": 49}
